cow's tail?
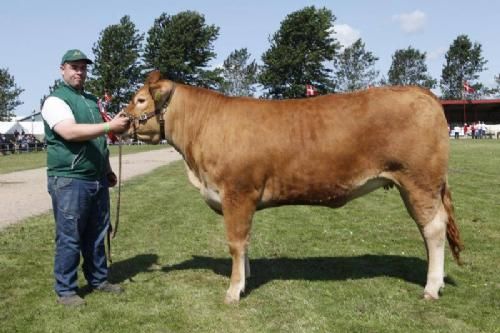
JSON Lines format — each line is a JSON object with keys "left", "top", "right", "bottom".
{"left": 441, "top": 180, "right": 464, "bottom": 265}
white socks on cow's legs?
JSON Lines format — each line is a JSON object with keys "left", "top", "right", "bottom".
{"left": 225, "top": 246, "right": 247, "bottom": 304}
{"left": 422, "top": 206, "right": 447, "bottom": 300}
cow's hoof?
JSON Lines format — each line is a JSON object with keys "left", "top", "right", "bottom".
{"left": 423, "top": 291, "right": 439, "bottom": 300}
{"left": 224, "top": 292, "right": 240, "bottom": 305}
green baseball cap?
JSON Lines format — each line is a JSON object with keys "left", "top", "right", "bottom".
{"left": 60, "top": 49, "right": 93, "bottom": 65}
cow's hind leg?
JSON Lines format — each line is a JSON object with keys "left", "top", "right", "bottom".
{"left": 398, "top": 183, "right": 447, "bottom": 300}
{"left": 221, "top": 190, "right": 256, "bottom": 304}
{"left": 421, "top": 203, "right": 447, "bottom": 299}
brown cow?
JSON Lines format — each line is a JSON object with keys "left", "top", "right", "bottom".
{"left": 124, "top": 71, "right": 463, "bottom": 304}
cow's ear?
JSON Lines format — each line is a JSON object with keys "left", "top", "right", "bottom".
{"left": 149, "top": 82, "right": 169, "bottom": 105}
{"left": 150, "top": 84, "right": 164, "bottom": 103}
{"left": 146, "top": 70, "right": 161, "bottom": 85}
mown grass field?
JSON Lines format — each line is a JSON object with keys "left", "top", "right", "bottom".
{"left": 1, "top": 140, "right": 499, "bottom": 332}
{"left": 0, "top": 144, "right": 167, "bottom": 174}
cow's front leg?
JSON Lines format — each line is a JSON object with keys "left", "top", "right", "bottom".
{"left": 221, "top": 190, "right": 257, "bottom": 304}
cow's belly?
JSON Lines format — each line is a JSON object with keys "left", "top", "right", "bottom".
{"left": 186, "top": 162, "right": 395, "bottom": 213}
{"left": 260, "top": 174, "right": 395, "bottom": 209}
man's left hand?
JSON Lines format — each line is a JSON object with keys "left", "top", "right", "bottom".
{"left": 107, "top": 171, "right": 118, "bottom": 187}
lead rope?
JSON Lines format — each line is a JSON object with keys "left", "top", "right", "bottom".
{"left": 106, "top": 127, "right": 123, "bottom": 264}
{"left": 113, "top": 138, "right": 122, "bottom": 240}
{"left": 101, "top": 98, "right": 124, "bottom": 264}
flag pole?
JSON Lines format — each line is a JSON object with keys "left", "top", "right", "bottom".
{"left": 462, "top": 81, "right": 466, "bottom": 124}
{"left": 463, "top": 96, "right": 466, "bottom": 124}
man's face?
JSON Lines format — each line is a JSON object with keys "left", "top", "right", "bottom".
{"left": 60, "top": 60, "right": 87, "bottom": 90}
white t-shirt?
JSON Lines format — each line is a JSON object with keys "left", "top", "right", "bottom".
{"left": 41, "top": 96, "right": 75, "bottom": 129}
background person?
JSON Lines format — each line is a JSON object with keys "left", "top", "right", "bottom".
{"left": 453, "top": 124, "right": 460, "bottom": 139}
{"left": 41, "top": 49, "right": 130, "bottom": 307}
{"left": 0, "top": 133, "right": 7, "bottom": 155}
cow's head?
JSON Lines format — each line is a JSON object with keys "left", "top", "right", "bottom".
{"left": 123, "top": 71, "right": 175, "bottom": 144}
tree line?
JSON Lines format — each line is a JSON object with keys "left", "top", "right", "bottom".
{"left": 1, "top": 6, "right": 499, "bottom": 120}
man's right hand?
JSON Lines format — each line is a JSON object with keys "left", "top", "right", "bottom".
{"left": 109, "top": 111, "right": 130, "bottom": 134}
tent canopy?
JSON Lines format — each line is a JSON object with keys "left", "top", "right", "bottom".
{"left": 0, "top": 121, "right": 45, "bottom": 139}
{"left": 0, "top": 121, "right": 24, "bottom": 134}
{"left": 18, "top": 121, "right": 45, "bottom": 136}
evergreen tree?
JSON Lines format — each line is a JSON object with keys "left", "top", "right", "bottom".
{"left": 440, "top": 34, "right": 487, "bottom": 99}
{"left": 39, "top": 79, "right": 62, "bottom": 109}
{"left": 220, "top": 48, "right": 258, "bottom": 97}
{"left": 260, "top": 6, "right": 339, "bottom": 99}
{"left": 0, "top": 68, "right": 24, "bottom": 121}
{"left": 494, "top": 74, "right": 500, "bottom": 97}
{"left": 144, "top": 11, "right": 222, "bottom": 88}
{"left": 388, "top": 46, "right": 436, "bottom": 88}
{"left": 88, "top": 16, "right": 144, "bottom": 113}
{"left": 334, "top": 39, "right": 379, "bottom": 92}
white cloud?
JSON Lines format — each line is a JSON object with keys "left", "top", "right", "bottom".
{"left": 393, "top": 10, "right": 427, "bottom": 34}
{"left": 331, "top": 24, "right": 361, "bottom": 49}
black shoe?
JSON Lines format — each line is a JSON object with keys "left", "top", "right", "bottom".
{"left": 94, "top": 281, "right": 124, "bottom": 294}
{"left": 57, "top": 294, "right": 86, "bottom": 307}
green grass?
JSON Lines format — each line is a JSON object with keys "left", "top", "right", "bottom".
{"left": 0, "top": 144, "right": 168, "bottom": 174}
{"left": 1, "top": 140, "right": 499, "bottom": 332}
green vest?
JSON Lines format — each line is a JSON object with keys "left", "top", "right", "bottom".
{"left": 44, "top": 83, "right": 108, "bottom": 180}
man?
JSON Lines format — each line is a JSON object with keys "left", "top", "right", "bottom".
{"left": 41, "top": 49, "right": 130, "bottom": 307}
{"left": 0, "top": 133, "right": 6, "bottom": 155}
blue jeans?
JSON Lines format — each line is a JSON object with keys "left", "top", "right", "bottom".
{"left": 47, "top": 176, "right": 110, "bottom": 296}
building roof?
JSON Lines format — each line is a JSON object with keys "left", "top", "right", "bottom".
{"left": 16, "top": 111, "right": 42, "bottom": 122}
{"left": 441, "top": 99, "right": 500, "bottom": 114}
{"left": 440, "top": 99, "right": 500, "bottom": 123}
{"left": 441, "top": 99, "right": 500, "bottom": 106}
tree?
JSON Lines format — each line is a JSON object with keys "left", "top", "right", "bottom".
{"left": 0, "top": 68, "right": 24, "bottom": 121}
{"left": 88, "top": 16, "right": 144, "bottom": 113}
{"left": 260, "top": 6, "right": 339, "bottom": 99}
{"left": 494, "top": 74, "right": 500, "bottom": 97}
{"left": 39, "top": 79, "right": 63, "bottom": 109}
{"left": 334, "top": 38, "right": 379, "bottom": 92}
{"left": 144, "top": 11, "right": 222, "bottom": 88}
{"left": 388, "top": 46, "right": 436, "bottom": 88}
{"left": 440, "top": 34, "right": 487, "bottom": 99}
{"left": 220, "top": 48, "right": 258, "bottom": 97}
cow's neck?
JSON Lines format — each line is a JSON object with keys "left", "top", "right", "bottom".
{"left": 166, "top": 84, "right": 225, "bottom": 163}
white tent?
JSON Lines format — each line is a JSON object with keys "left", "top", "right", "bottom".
{"left": 0, "top": 121, "right": 45, "bottom": 139}
{"left": 18, "top": 121, "right": 45, "bottom": 137}
{"left": 0, "top": 121, "right": 24, "bottom": 135}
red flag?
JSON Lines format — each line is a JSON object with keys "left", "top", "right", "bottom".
{"left": 306, "top": 84, "right": 317, "bottom": 97}
{"left": 463, "top": 81, "right": 475, "bottom": 93}
{"left": 98, "top": 100, "right": 119, "bottom": 143}
{"left": 104, "top": 91, "right": 112, "bottom": 103}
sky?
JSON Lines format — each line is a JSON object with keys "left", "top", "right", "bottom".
{"left": 1, "top": 0, "right": 499, "bottom": 117}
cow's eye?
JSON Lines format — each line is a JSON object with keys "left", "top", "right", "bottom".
{"left": 137, "top": 98, "right": 146, "bottom": 104}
